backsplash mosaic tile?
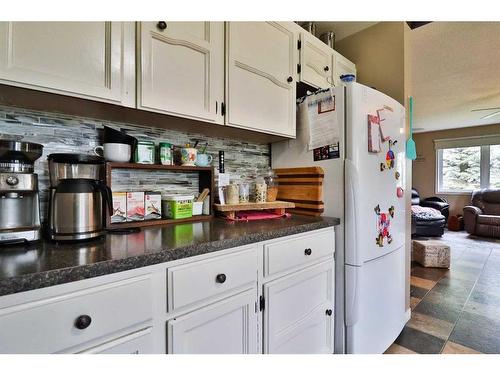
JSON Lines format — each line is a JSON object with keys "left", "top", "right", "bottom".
{"left": 0, "top": 105, "right": 271, "bottom": 221}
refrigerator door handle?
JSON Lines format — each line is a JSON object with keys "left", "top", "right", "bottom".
{"left": 345, "top": 160, "right": 361, "bottom": 266}
{"left": 345, "top": 265, "right": 361, "bottom": 326}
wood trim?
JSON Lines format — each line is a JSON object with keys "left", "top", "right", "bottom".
{"left": 234, "top": 61, "right": 290, "bottom": 90}
{"left": 0, "top": 84, "right": 288, "bottom": 144}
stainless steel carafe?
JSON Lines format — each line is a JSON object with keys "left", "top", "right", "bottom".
{"left": 47, "top": 154, "right": 111, "bottom": 241}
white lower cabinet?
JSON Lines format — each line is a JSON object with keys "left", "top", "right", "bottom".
{"left": 167, "top": 288, "right": 258, "bottom": 354}
{"left": 0, "top": 228, "right": 335, "bottom": 354}
{"left": 264, "top": 260, "right": 334, "bottom": 354}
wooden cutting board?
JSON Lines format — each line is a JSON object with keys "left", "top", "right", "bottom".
{"left": 274, "top": 167, "right": 325, "bottom": 217}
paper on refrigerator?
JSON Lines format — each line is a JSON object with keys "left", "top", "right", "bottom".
{"left": 304, "top": 88, "right": 340, "bottom": 151}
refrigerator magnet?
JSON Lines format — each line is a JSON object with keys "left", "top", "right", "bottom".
{"left": 375, "top": 208, "right": 393, "bottom": 247}
{"left": 397, "top": 187, "right": 404, "bottom": 198}
{"left": 368, "top": 115, "right": 381, "bottom": 153}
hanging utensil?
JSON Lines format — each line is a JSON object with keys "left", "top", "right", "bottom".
{"left": 406, "top": 96, "right": 417, "bottom": 160}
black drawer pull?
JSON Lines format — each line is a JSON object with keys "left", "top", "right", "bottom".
{"left": 324, "top": 66, "right": 330, "bottom": 72}
{"left": 304, "top": 248, "right": 312, "bottom": 256}
{"left": 157, "top": 21, "right": 167, "bottom": 31}
{"left": 325, "top": 309, "right": 333, "bottom": 316}
{"left": 75, "top": 314, "right": 92, "bottom": 330}
{"left": 216, "top": 273, "right": 227, "bottom": 283}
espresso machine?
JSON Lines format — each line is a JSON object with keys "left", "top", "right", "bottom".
{"left": 0, "top": 140, "right": 43, "bottom": 245}
{"left": 47, "top": 153, "right": 112, "bottom": 241}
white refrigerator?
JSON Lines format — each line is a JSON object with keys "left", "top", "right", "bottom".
{"left": 272, "top": 82, "right": 409, "bottom": 354}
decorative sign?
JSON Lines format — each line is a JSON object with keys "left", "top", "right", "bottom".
{"left": 313, "top": 142, "right": 340, "bottom": 161}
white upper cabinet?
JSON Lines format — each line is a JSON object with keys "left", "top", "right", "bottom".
{"left": 226, "top": 22, "right": 297, "bottom": 138}
{"left": 137, "top": 22, "right": 224, "bottom": 124}
{"left": 333, "top": 50, "right": 356, "bottom": 87}
{"left": 0, "top": 22, "right": 135, "bottom": 107}
{"left": 299, "top": 31, "right": 334, "bottom": 89}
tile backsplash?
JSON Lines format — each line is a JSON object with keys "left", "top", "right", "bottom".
{"left": 0, "top": 106, "right": 271, "bottom": 220}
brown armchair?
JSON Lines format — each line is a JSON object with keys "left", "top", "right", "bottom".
{"left": 463, "top": 189, "right": 500, "bottom": 238}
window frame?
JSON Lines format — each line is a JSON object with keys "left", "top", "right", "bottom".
{"left": 435, "top": 144, "right": 496, "bottom": 195}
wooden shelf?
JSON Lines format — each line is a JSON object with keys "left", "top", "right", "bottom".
{"left": 106, "top": 162, "right": 212, "bottom": 172}
{"left": 105, "top": 162, "right": 215, "bottom": 229}
{"left": 107, "top": 215, "right": 212, "bottom": 229}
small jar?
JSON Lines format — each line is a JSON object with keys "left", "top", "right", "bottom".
{"left": 226, "top": 181, "right": 239, "bottom": 205}
{"left": 254, "top": 177, "right": 267, "bottom": 203}
{"left": 135, "top": 140, "right": 155, "bottom": 164}
{"left": 264, "top": 168, "right": 279, "bottom": 202}
{"left": 159, "top": 142, "right": 172, "bottom": 165}
{"left": 239, "top": 183, "right": 250, "bottom": 203}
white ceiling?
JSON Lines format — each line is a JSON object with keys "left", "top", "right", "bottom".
{"left": 314, "top": 22, "right": 378, "bottom": 41}
{"left": 411, "top": 22, "right": 500, "bottom": 133}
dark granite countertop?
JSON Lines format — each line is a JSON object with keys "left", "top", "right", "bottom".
{"left": 0, "top": 215, "right": 339, "bottom": 297}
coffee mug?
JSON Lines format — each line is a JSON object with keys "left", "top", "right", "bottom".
{"left": 94, "top": 143, "right": 131, "bottom": 163}
{"left": 196, "top": 153, "right": 213, "bottom": 167}
{"left": 180, "top": 147, "right": 197, "bottom": 166}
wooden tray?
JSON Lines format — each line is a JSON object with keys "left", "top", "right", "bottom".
{"left": 214, "top": 201, "right": 295, "bottom": 220}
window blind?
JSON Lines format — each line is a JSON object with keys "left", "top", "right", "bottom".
{"left": 434, "top": 135, "right": 500, "bottom": 150}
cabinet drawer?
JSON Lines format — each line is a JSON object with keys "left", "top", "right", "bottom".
{"left": 79, "top": 327, "right": 154, "bottom": 354}
{"left": 167, "top": 247, "right": 258, "bottom": 312}
{"left": 264, "top": 230, "right": 334, "bottom": 277}
{"left": 0, "top": 275, "right": 153, "bottom": 353}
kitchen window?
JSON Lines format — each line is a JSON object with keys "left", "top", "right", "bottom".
{"left": 435, "top": 136, "right": 500, "bottom": 194}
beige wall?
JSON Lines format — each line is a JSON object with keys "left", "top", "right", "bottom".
{"left": 336, "top": 22, "right": 406, "bottom": 105}
{"left": 413, "top": 123, "right": 500, "bottom": 216}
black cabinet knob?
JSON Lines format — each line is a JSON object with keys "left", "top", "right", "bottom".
{"left": 287, "top": 76, "right": 293, "bottom": 83}
{"left": 157, "top": 21, "right": 167, "bottom": 31}
{"left": 324, "top": 66, "right": 330, "bottom": 72}
{"left": 216, "top": 273, "right": 227, "bottom": 283}
{"left": 304, "top": 248, "right": 312, "bottom": 256}
{"left": 74, "top": 314, "right": 92, "bottom": 330}
{"left": 326, "top": 309, "right": 333, "bottom": 316}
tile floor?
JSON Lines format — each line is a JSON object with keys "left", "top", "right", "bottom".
{"left": 385, "top": 230, "right": 500, "bottom": 354}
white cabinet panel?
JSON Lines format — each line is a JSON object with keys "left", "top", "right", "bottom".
{"left": 300, "top": 32, "right": 334, "bottom": 89}
{"left": 264, "top": 260, "right": 334, "bottom": 354}
{"left": 138, "top": 21, "right": 224, "bottom": 123}
{"left": 333, "top": 50, "right": 356, "bottom": 86}
{"left": 79, "top": 327, "right": 154, "bottom": 354}
{"left": 167, "top": 289, "right": 258, "bottom": 354}
{"left": 226, "top": 22, "right": 296, "bottom": 137}
{"left": 0, "top": 22, "right": 135, "bottom": 106}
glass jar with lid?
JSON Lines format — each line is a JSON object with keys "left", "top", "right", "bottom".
{"left": 264, "top": 168, "right": 278, "bottom": 202}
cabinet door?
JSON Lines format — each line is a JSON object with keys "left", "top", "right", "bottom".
{"left": 333, "top": 50, "right": 356, "bottom": 86}
{"left": 79, "top": 327, "right": 154, "bottom": 354}
{"left": 264, "top": 260, "right": 334, "bottom": 354}
{"left": 226, "top": 22, "right": 296, "bottom": 138}
{"left": 138, "top": 22, "right": 224, "bottom": 124}
{"left": 0, "top": 22, "right": 135, "bottom": 107}
{"left": 167, "top": 289, "right": 258, "bottom": 354}
{"left": 300, "top": 32, "right": 334, "bottom": 89}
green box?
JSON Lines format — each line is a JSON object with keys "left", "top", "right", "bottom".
{"left": 162, "top": 194, "right": 194, "bottom": 219}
